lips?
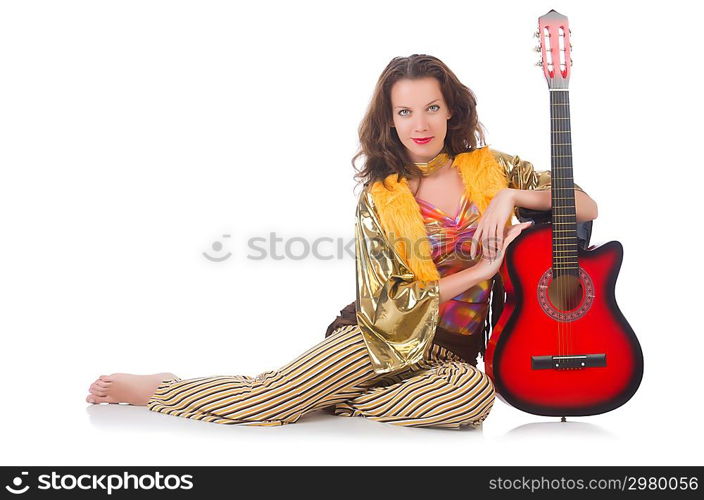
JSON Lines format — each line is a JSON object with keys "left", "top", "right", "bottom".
{"left": 412, "top": 137, "right": 433, "bottom": 144}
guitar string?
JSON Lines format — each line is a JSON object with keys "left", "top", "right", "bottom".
{"left": 557, "top": 86, "right": 569, "bottom": 359}
{"left": 551, "top": 87, "right": 566, "bottom": 356}
{"left": 566, "top": 88, "right": 574, "bottom": 360}
{"left": 555, "top": 87, "right": 565, "bottom": 359}
{"left": 551, "top": 86, "right": 563, "bottom": 359}
{"left": 554, "top": 86, "right": 560, "bottom": 359}
{"left": 553, "top": 82, "right": 574, "bottom": 359}
{"left": 545, "top": 30, "right": 578, "bottom": 364}
{"left": 556, "top": 86, "right": 575, "bottom": 359}
{"left": 549, "top": 44, "right": 563, "bottom": 360}
{"left": 564, "top": 87, "right": 575, "bottom": 360}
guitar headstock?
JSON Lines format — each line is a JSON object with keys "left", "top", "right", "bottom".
{"left": 535, "top": 10, "right": 572, "bottom": 89}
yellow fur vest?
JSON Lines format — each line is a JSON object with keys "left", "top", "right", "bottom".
{"left": 369, "top": 146, "right": 508, "bottom": 282}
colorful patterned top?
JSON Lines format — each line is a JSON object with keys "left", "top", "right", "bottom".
{"left": 415, "top": 192, "right": 493, "bottom": 337}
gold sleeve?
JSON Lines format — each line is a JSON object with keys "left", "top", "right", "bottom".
{"left": 490, "top": 149, "right": 587, "bottom": 219}
{"left": 354, "top": 186, "right": 440, "bottom": 375}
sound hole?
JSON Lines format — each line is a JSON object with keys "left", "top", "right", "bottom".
{"left": 547, "top": 275, "right": 583, "bottom": 311}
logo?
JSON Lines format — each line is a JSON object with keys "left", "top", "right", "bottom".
{"left": 5, "top": 471, "right": 30, "bottom": 495}
{"left": 3, "top": 471, "right": 194, "bottom": 495}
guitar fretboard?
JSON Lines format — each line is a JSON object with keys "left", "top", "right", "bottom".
{"left": 550, "top": 89, "right": 579, "bottom": 277}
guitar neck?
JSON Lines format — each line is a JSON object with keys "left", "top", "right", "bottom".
{"left": 549, "top": 89, "right": 579, "bottom": 277}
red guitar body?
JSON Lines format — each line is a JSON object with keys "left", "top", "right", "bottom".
{"left": 484, "top": 223, "right": 644, "bottom": 416}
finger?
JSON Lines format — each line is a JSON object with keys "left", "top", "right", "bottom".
{"left": 489, "top": 221, "right": 499, "bottom": 260}
{"left": 483, "top": 223, "right": 491, "bottom": 260}
{"left": 504, "top": 222, "right": 532, "bottom": 248}
{"left": 471, "top": 226, "right": 483, "bottom": 259}
{"left": 495, "top": 221, "right": 503, "bottom": 256}
{"left": 482, "top": 236, "right": 496, "bottom": 262}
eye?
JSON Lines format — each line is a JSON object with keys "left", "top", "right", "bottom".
{"left": 398, "top": 104, "right": 441, "bottom": 116}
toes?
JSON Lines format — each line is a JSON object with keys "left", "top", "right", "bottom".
{"left": 99, "top": 375, "right": 114, "bottom": 382}
{"left": 89, "top": 383, "right": 108, "bottom": 396}
{"left": 89, "top": 387, "right": 107, "bottom": 396}
{"left": 96, "top": 380, "right": 111, "bottom": 388}
{"left": 86, "top": 394, "right": 118, "bottom": 404}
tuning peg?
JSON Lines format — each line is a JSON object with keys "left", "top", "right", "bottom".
{"left": 534, "top": 30, "right": 540, "bottom": 38}
{"left": 534, "top": 45, "right": 542, "bottom": 52}
{"left": 535, "top": 60, "right": 543, "bottom": 66}
{"left": 570, "top": 58, "right": 574, "bottom": 65}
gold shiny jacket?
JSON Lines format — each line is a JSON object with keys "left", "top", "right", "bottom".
{"left": 325, "top": 149, "right": 590, "bottom": 375}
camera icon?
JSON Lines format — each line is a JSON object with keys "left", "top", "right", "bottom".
{"left": 5, "top": 471, "right": 30, "bottom": 495}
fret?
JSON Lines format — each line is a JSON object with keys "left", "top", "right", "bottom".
{"left": 552, "top": 130, "right": 571, "bottom": 133}
{"left": 551, "top": 117, "right": 570, "bottom": 120}
{"left": 553, "top": 154, "right": 572, "bottom": 158}
{"left": 553, "top": 266, "right": 579, "bottom": 270}
{"left": 552, "top": 239, "right": 577, "bottom": 242}
{"left": 553, "top": 229, "right": 575, "bottom": 233}
{"left": 552, "top": 222, "right": 575, "bottom": 225}
{"left": 552, "top": 143, "right": 571, "bottom": 145}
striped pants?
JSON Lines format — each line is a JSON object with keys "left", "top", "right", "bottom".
{"left": 146, "top": 324, "right": 496, "bottom": 428}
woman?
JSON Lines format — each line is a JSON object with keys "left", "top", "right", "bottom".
{"left": 86, "top": 54, "right": 598, "bottom": 428}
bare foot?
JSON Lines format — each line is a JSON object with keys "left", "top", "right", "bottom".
{"left": 86, "top": 372, "right": 178, "bottom": 406}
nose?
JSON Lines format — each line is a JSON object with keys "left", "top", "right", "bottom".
{"left": 414, "top": 117, "right": 429, "bottom": 133}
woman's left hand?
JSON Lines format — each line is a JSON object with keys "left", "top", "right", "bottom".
{"left": 470, "top": 188, "right": 516, "bottom": 260}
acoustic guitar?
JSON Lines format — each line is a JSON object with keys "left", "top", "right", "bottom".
{"left": 484, "top": 10, "right": 644, "bottom": 418}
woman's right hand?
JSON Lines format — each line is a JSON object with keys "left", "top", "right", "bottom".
{"left": 472, "top": 221, "right": 534, "bottom": 280}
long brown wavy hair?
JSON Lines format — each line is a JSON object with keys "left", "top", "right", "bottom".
{"left": 352, "top": 54, "right": 486, "bottom": 191}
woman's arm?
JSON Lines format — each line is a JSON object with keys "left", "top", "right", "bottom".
{"left": 492, "top": 150, "right": 598, "bottom": 223}
{"left": 438, "top": 266, "right": 488, "bottom": 305}
{"left": 508, "top": 188, "right": 598, "bottom": 223}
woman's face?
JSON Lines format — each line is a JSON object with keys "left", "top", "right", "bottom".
{"left": 390, "top": 77, "right": 452, "bottom": 163}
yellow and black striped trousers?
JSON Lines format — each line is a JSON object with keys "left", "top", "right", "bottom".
{"left": 146, "top": 324, "right": 496, "bottom": 428}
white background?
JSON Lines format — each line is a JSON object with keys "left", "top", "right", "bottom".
{"left": 0, "top": 0, "right": 701, "bottom": 466}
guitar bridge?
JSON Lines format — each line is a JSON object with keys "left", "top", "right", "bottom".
{"left": 531, "top": 354, "right": 606, "bottom": 370}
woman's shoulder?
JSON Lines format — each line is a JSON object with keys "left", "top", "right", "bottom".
{"left": 453, "top": 146, "right": 515, "bottom": 163}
